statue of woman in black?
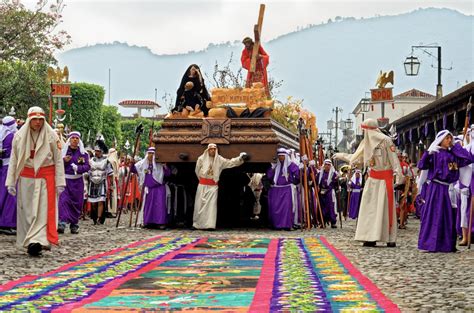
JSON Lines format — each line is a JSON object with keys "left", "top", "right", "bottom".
{"left": 173, "top": 64, "right": 211, "bottom": 116}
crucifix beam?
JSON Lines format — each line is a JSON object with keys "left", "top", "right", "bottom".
{"left": 250, "top": 4, "right": 265, "bottom": 73}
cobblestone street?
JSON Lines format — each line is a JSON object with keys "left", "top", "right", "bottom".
{"left": 0, "top": 215, "right": 473, "bottom": 312}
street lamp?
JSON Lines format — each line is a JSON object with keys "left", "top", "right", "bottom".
{"left": 360, "top": 98, "right": 371, "bottom": 113}
{"left": 404, "top": 45, "right": 449, "bottom": 99}
{"left": 404, "top": 55, "right": 421, "bottom": 76}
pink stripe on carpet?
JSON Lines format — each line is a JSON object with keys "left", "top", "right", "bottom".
{"left": 248, "top": 238, "right": 278, "bottom": 313}
{"left": 319, "top": 236, "right": 400, "bottom": 312}
{"left": 58, "top": 237, "right": 207, "bottom": 313}
{"left": 0, "top": 235, "right": 163, "bottom": 292}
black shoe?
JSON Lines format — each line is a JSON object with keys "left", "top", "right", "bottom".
{"left": 190, "top": 226, "right": 197, "bottom": 230}
{"left": 331, "top": 224, "right": 337, "bottom": 229}
{"left": 362, "top": 241, "right": 376, "bottom": 247}
{"left": 92, "top": 219, "right": 97, "bottom": 225}
{"left": 387, "top": 242, "right": 396, "bottom": 248}
{"left": 27, "top": 243, "right": 42, "bottom": 257}
{"left": 57, "top": 224, "right": 65, "bottom": 234}
{"left": 98, "top": 216, "right": 106, "bottom": 225}
{"left": 70, "top": 224, "right": 79, "bottom": 234}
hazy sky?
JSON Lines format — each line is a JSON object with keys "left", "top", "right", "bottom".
{"left": 29, "top": 0, "right": 473, "bottom": 55}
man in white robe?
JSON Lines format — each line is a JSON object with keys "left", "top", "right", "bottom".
{"left": 193, "top": 143, "right": 246, "bottom": 230}
{"left": 6, "top": 106, "right": 66, "bottom": 256}
{"left": 334, "top": 118, "right": 401, "bottom": 247}
{"left": 107, "top": 148, "right": 120, "bottom": 216}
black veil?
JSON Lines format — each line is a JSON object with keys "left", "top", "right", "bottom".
{"left": 174, "top": 64, "right": 211, "bottom": 108}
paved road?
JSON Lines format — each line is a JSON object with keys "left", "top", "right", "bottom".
{"left": 0, "top": 215, "right": 472, "bottom": 312}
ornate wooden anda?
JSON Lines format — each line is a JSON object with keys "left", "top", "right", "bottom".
{"left": 153, "top": 118, "right": 298, "bottom": 163}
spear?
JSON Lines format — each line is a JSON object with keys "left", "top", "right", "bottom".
{"left": 465, "top": 96, "right": 473, "bottom": 249}
{"left": 303, "top": 136, "right": 325, "bottom": 228}
{"left": 462, "top": 96, "right": 472, "bottom": 145}
{"left": 116, "top": 123, "right": 144, "bottom": 227}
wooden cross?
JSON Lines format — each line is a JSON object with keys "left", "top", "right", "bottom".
{"left": 250, "top": 4, "right": 265, "bottom": 73}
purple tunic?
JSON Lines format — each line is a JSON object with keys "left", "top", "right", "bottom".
{"left": 0, "top": 133, "right": 16, "bottom": 228}
{"left": 267, "top": 162, "right": 300, "bottom": 229}
{"left": 417, "top": 144, "right": 472, "bottom": 252}
{"left": 142, "top": 164, "right": 171, "bottom": 226}
{"left": 348, "top": 178, "right": 362, "bottom": 219}
{"left": 58, "top": 148, "right": 90, "bottom": 225}
{"left": 318, "top": 171, "right": 338, "bottom": 225}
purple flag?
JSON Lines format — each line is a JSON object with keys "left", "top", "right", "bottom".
{"left": 424, "top": 122, "right": 428, "bottom": 137}
{"left": 443, "top": 113, "right": 447, "bottom": 129}
{"left": 409, "top": 128, "right": 413, "bottom": 143}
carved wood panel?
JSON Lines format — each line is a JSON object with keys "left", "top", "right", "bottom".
{"left": 201, "top": 119, "right": 231, "bottom": 144}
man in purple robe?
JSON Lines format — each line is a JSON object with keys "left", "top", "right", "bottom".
{"left": 134, "top": 147, "right": 171, "bottom": 229}
{"left": 58, "top": 131, "right": 90, "bottom": 234}
{"left": 0, "top": 116, "right": 17, "bottom": 235}
{"left": 267, "top": 148, "right": 300, "bottom": 230}
{"left": 348, "top": 169, "right": 362, "bottom": 219}
{"left": 317, "top": 159, "right": 338, "bottom": 228}
{"left": 417, "top": 130, "right": 473, "bottom": 252}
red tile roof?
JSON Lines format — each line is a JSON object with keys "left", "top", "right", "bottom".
{"left": 394, "top": 89, "right": 435, "bottom": 99}
{"left": 119, "top": 100, "right": 161, "bottom": 107}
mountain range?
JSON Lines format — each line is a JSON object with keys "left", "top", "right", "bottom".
{"left": 58, "top": 8, "right": 473, "bottom": 132}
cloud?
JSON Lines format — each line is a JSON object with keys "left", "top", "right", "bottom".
{"left": 48, "top": 0, "right": 473, "bottom": 54}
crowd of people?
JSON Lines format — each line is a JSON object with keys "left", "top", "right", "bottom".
{"left": 0, "top": 108, "right": 473, "bottom": 257}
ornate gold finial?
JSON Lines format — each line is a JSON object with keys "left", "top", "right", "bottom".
{"left": 47, "top": 66, "right": 70, "bottom": 83}
{"left": 376, "top": 70, "right": 394, "bottom": 88}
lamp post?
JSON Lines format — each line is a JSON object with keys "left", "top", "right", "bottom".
{"left": 404, "top": 45, "right": 447, "bottom": 99}
{"left": 333, "top": 107, "right": 343, "bottom": 149}
{"left": 327, "top": 119, "right": 335, "bottom": 147}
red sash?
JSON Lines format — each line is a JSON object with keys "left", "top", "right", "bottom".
{"left": 199, "top": 177, "right": 218, "bottom": 186}
{"left": 369, "top": 169, "right": 395, "bottom": 231}
{"left": 20, "top": 165, "right": 58, "bottom": 245}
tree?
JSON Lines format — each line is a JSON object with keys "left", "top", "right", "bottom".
{"left": 68, "top": 83, "right": 104, "bottom": 145}
{"left": 205, "top": 53, "right": 283, "bottom": 98}
{"left": 0, "top": 61, "right": 50, "bottom": 118}
{"left": 0, "top": 0, "right": 71, "bottom": 64}
{"left": 161, "top": 92, "right": 175, "bottom": 113}
{"left": 101, "top": 105, "right": 122, "bottom": 149}
{"left": 271, "top": 96, "right": 304, "bottom": 133}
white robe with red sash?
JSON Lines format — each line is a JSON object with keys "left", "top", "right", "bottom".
{"left": 6, "top": 129, "right": 65, "bottom": 248}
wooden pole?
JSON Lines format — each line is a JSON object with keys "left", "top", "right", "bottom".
{"left": 302, "top": 132, "right": 325, "bottom": 228}
{"left": 116, "top": 124, "right": 143, "bottom": 227}
{"left": 129, "top": 174, "right": 136, "bottom": 228}
{"left": 250, "top": 4, "right": 265, "bottom": 73}
{"left": 346, "top": 166, "right": 353, "bottom": 220}
{"left": 298, "top": 168, "right": 305, "bottom": 231}
{"left": 304, "top": 136, "right": 325, "bottom": 228}
{"left": 468, "top": 197, "right": 474, "bottom": 249}
{"left": 462, "top": 96, "right": 472, "bottom": 144}
{"left": 135, "top": 183, "right": 147, "bottom": 228}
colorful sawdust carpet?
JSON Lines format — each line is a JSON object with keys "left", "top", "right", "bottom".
{"left": 0, "top": 236, "right": 399, "bottom": 312}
